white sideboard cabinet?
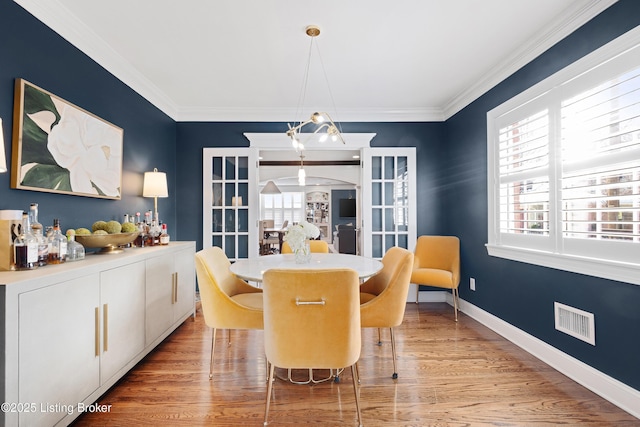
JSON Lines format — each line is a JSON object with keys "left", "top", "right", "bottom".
{"left": 0, "top": 242, "right": 195, "bottom": 427}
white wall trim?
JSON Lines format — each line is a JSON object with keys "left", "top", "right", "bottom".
{"left": 244, "top": 132, "right": 377, "bottom": 149}
{"left": 458, "top": 298, "right": 640, "bottom": 419}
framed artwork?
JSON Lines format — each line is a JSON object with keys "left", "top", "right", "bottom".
{"left": 11, "top": 78, "right": 123, "bottom": 199}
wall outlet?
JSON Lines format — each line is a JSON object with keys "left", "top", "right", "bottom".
{"left": 470, "top": 277, "right": 476, "bottom": 291}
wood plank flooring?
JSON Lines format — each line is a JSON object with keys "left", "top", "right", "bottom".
{"left": 71, "top": 303, "right": 639, "bottom": 426}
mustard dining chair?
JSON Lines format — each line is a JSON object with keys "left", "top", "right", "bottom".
{"left": 281, "top": 239, "right": 329, "bottom": 253}
{"left": 411, "top": 235, "right": 461, "bottom": 321}
{"left": 194, "top": 246, "right": 263, "bottom": 380}
{"left": 262, "top": 268, "right": 362, "bottom": 426}
{"left": 360, "top": 246, "right": 414, "bottom": 379}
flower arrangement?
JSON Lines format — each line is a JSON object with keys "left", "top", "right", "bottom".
{"left": 284, "top": 221, "right": 320, "bottom": 260}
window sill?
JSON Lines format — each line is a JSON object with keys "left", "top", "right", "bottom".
{"left": 485, "top": 244, "right": 640, "bottom": 286}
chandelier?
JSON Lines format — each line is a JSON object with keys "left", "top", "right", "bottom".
{"left": 286, "top": 25, "right": 345, "bottom": 152}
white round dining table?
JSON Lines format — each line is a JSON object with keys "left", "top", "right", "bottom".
{"left": 229, "top": 253, "right": 383, "bottom": 282}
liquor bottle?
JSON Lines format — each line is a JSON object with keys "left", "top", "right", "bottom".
{"left": 28, "top": 203, "right": 48, "bottom": 266}
{"left": 14, "top": 212, "right": 38, "bottom": 270}
{"left": 47, "top": 219, "right": 67, "bottom": 264}
{"left": 159, "top": 223, "right": 170, "bottom": 245}
{"left": 149, "top": 220, "right": 161, "bottom": 245}
{"left": 66, "top": 231, "right": 85, "bottom": 261}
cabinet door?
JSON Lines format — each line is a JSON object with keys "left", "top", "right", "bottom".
{"left": 100, "top": 261, "right": 146, "bottom": 384}
{"left": 19, "top": 274, "right": 101, "bottom": 427}
{"left": 173, "top": 247, "right": 195, "bottom": 323}
{"left": 145, "top": 253, "right": 174, "bottom": 344}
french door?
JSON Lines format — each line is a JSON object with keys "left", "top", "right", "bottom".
{"left": 202, "top": 148, "right": 257, "bottom": 261}
{"left": 361, "top": 147, "right": 417, "bottom": 258}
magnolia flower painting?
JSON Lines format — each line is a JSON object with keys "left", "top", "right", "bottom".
{"left": 11, "top": 79, "right": 123, "bottom": 199}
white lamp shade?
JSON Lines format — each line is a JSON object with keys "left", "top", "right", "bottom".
{"left": 261, "top": 180, "right": 281, "bottom": 194}
{"left": 143, "top": 169, "right": 168, "bottom": 197}
{"left": 0, "top": 118, "right": 7, "bottom": 173}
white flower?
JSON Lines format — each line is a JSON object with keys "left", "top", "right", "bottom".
{"left": 47, "top": 103, "right": 122, "bottom": 197}
{"left": 284, "top": 221, "right": 320, "bottom": 252}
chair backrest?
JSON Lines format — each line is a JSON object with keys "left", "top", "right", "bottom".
{"left": 194, "top": 246, "right": 262, "bottom": 329}
{"left": 262, "top": 268, "right": 361, "bottom": 369}
{"left": 360, "top": 246, "right": 414, "bottom": 327}
{"left": 262, "top": 219, "right": 274, "bottom": 229}
{"left": 281, "top": 240, "right": 329, "bottom": 254}
{"left": 414, "top": 235, "right": 460, "bottom": 277}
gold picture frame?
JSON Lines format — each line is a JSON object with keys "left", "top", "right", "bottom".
{"left": 11, "top": 78, "right": 123, "bottom": 199}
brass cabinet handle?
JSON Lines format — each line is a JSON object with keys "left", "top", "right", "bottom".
{"left": 103, "top": 303, "right": 109, "bottom": 352}
{"left": 174, "top": 272, "right": 179, "bottom": 303}
{"left": 171, "top": 272, "right": 176, "bottom": 304}
{"left": 94, "top": 307, "right": 100, "bottom": 357}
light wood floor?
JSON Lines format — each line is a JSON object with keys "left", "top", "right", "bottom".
{"left": 71, "top": 303, "right": 638, "bottom": 426}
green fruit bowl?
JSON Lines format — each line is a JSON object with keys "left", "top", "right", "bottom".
{"left": 75, "top": 232, "right": 140, "bottom": 254}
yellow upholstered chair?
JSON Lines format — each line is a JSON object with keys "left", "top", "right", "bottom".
{"left": 411, "top": 235, "right": 461, "bottom": 321}
{"left": 281, "top": 239, "right": 329, "bottom": 254}
{"left": 194, "top": 246, "right": 263, "bottom": 379}
{"left": 360, "top": 246, "right": 414, "bottom": 379}
{"left": 262, "top": 268, "right": 362, "bottom": 426}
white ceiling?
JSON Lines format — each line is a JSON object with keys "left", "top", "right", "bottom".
{"left": 15, "top": 0, "right": 615, "bottom": 122}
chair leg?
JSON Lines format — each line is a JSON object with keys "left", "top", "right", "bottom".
{"left": 452, "top": 287, "right": 459, "bottom": 322}
{"left": 209, "top": 328, "right": 217, "bottom": 380}
{"left": 415, "top": 284, "right": 419, "bottom": 303}
{"left": 390, "top": 327, "right": 398, "bottom": 379}
{"left": 351, "top": 364, "right": 363, "bottom": 427}
{"left": 264, "top": 362, "right": 276, "bottom": 426}
{"left": 377, "top": 328, "right": 382, "bottom": 345}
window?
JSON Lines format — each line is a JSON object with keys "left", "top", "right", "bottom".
{"left": 487, "top": 27, "right": 640, "bottom": 285}
{"left": 261, "top": 192, "right": 304, "bottom": 227}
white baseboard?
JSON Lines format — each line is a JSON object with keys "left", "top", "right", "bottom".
{"left": 456, "top": 298, "right": 640, "bottom": 419}
{"left": 410, "top": 286, "right": 448, "bottom": 303}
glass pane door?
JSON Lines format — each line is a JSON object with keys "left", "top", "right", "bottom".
{"left": 203, "top": 148, "right": 257, "bottom": 261}
{"left": 362, "top": 148, "right": 416, "bottom": 258}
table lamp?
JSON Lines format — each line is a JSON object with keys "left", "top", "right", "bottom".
{"left": 143, "top": 168, "right": 168, "bottom": 222}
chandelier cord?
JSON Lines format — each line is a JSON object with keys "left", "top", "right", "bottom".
{"left": 294, "top": 37, "right": 315, "bottom": 129}
{"left": 313, "top": 39, "right": 343, "bottom": 134}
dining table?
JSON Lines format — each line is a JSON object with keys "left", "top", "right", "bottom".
{"left": 229, "top": 252, "right": 383, "bottom": 283}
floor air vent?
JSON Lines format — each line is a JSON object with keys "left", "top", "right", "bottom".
{"left": 554, "top": 302, "right": 595, "bottom": 345}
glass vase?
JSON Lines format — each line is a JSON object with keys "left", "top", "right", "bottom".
{"left": 294, "top": 240, "right": 311, "bottom": 264}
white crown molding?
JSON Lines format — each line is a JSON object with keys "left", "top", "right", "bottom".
{"left": 174, "top": 106, "right": 445, "bottom": 123}
{"left": 14, "top": 0, "right": 618, "bottom": 123}
{"left": 13, "top": 0, "right": 180, "bottom": 119}
{"left": 442, "top": 0, "right": 619, "bottom": 120}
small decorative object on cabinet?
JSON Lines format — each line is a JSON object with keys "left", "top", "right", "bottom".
{"left": 305, "top": 191, "right": 330, "bottom": 241}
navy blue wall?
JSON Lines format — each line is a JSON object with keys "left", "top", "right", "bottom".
{"left": 445, "top": 0, "right": 640, "bottom": 391}
{"left": 0, "top": 1, "right": 177, "bottom": 234}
